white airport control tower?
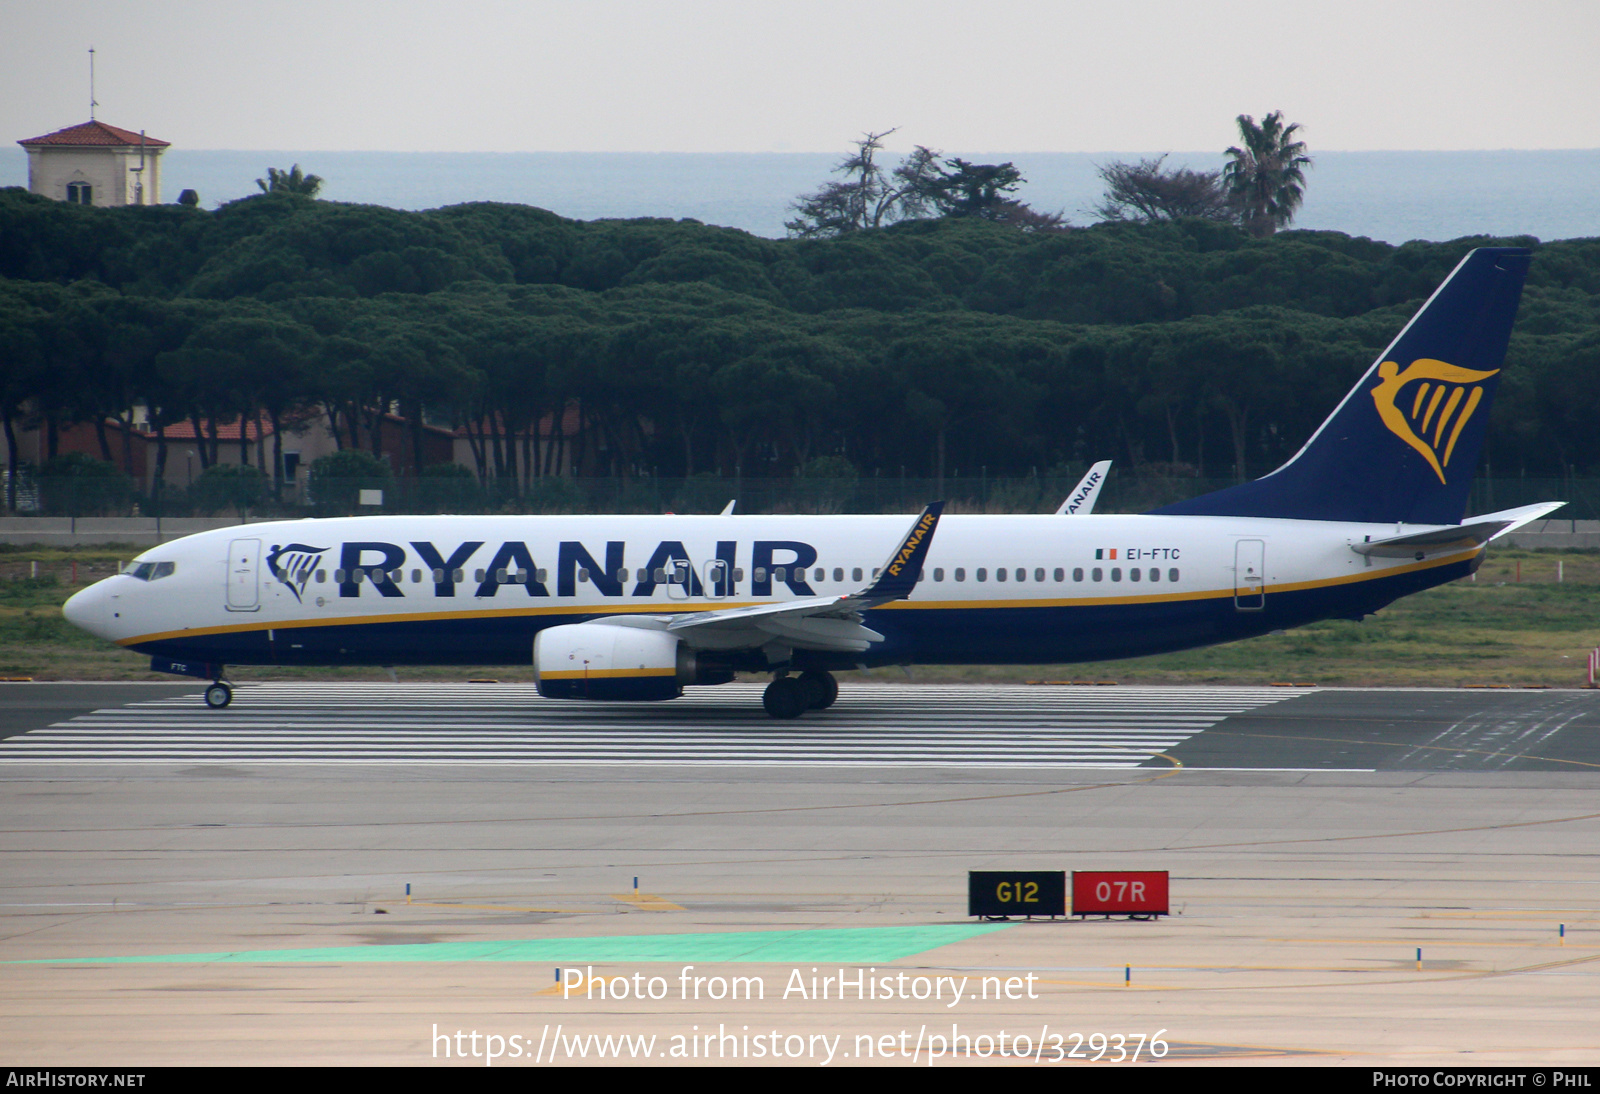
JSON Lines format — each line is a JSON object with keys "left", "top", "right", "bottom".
{"left": 18, "top": 120, "right": 171, "bottom": 207}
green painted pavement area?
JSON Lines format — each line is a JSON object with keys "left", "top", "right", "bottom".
{"left": 15, "top": 923, "right": 1012, "bottom": 965}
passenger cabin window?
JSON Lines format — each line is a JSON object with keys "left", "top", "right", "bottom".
{"left": 1091, "top": 567, "right": 1102, "bottom": 582}
{"left": 1111, "top": 567, "right": 1122, "bottom": 581}
{"left": 933, "top": 568, "right": 944, "bottom": 582}
{"left": 1168, "top": 568, "right": 1180, "bottom": 582}
{"left": 1130, "top": 567, "right": 1141, "bottom": 582}
{"left": 833, "top": 568, "right": 844, "bottom": 582}
{"left": 995, "top": 568, "right": 1006, "bottom": 582}
{"left": 852, "top": 568, "right": 863, "bottom": 582}
{"left": 1072, "top": 568, "right": 1083, "bottom": 582}
{"left": 976, "top": 568, "right": 987, "bottom": 582}
{"left": 1036, "top": 568, "right": 1047, "bottom": 583}
{"left": 954, "top": 568, "right": 966, "bottom": 582}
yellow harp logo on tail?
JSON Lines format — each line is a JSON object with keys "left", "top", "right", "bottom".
{"left": 1370, "top": 358, "right": 1500, "bottom": 484}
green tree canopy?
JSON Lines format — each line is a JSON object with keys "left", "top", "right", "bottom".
{"left": 256, "top": 165, "right": 324, "bottom": 197}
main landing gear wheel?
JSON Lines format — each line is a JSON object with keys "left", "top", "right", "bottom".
{"left": 204, "top": 682, "right": 233, "bottom": 709}
{"left": 798, "top": 670, "right": 838, "bottom": 710}
{"left": 762, "top": 677, "right": 808, "bottom": 720}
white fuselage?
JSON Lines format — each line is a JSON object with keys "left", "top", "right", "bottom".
{"left": 64, "top": 511, "right": 1478, "bottom": 671}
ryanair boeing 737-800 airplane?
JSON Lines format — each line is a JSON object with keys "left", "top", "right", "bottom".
{"left": 63, "top": 247, "right": 1560, "bottom": 718}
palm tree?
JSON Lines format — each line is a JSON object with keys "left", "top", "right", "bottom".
{"left": 1222, "top": 112, "right": 1311, "bottom": 238}
{"left": 256, "top": 164, "right": 324, "bottom": 197}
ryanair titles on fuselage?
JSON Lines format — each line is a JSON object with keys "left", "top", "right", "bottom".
{"left": 278, "top": 538, "right": 825, "bottom": 600}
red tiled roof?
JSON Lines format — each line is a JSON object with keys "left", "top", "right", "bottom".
{"left": 159, "top": 414, "right": 274, "bottom": 442}
{"left": 19, "top": 120, "right": 171, "bottom": 148}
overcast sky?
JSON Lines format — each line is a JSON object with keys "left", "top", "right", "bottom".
{"left": 4, "top": 0, "right": 1598, "bottom": 154}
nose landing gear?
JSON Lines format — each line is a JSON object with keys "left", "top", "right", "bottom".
{"left": 149, "top": 658, "right": 235, "bottom": 709}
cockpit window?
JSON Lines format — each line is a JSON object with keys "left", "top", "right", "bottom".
{"left": 125, "top": 561, "right": 176, "bottom": 581}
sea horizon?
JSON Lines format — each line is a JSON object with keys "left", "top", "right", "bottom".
{"left": 5, "top": 147, "right": 1598, "bottom": 245}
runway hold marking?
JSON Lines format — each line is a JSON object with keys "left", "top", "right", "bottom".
{"left": 12, "top": 923, "right": 1010, "bottom": 966}
{"left": 0, "top": 683, "right": 1310, "bottom": 768}
{"left": 610, "top": 893, "right": 687, "bottom": 911}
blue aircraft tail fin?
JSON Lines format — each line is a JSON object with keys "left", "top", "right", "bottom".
{"left": 1152, "top": 246, "right": 1531, "bottom": 525}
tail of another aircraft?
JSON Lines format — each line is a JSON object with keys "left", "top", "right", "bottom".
{"left": 1153, "top": 246, "right": 1532, "bottom": 525}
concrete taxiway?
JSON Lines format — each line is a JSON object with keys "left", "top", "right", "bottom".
{"left": 2, "top": 682, "right": 1597, "bottom": 1067}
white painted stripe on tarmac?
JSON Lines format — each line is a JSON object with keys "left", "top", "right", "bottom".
{"left": 0, "top": 683, "right": 1311, "bottom": 767}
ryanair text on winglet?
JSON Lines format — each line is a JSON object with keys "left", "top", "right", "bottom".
{"left": 885, "top": 513, "right": 937, "bottom": 578}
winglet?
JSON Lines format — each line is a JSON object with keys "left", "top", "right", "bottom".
{"left": 857, "top": 502, "right": 944, "bottom": 602}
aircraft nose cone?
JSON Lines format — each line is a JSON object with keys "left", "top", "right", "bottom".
{"left": 62, "top": 582, "right": 109, "bottom": 638}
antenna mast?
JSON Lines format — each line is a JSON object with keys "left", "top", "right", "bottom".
{"left": 89, "top": 47, "right": 97, "bottom": 120}
{"left": 132, "top": 130, "right": 146, "bottom": 205}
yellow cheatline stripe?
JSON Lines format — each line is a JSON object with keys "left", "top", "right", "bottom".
{"left": 540, "top": 668, "right": 675, "bottom": 680}
{"left": 610, "top": 893, "right": 686, "bottom": 911}
{"left": 117, "top": 598, "right": 738, "bottom": 647}
{"left": 115, "top": 548, "right": 1481, "bottom": 649}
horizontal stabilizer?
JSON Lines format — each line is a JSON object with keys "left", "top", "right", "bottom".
{"left": 1352, "top": 501, "right": 1565, "bottom": 558}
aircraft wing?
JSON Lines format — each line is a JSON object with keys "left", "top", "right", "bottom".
{"left": 666, "top": 502, "right": 943, "bottom": 652}
{"left": 1351, "top": 501, "right": 1565, "bottom": 558}
{"left": 1056, "top": 460, "right": 1111, "bottom": 515}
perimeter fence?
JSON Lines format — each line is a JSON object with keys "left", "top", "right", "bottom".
{"left": 6, "top": 473, "right": 1600, "bottom": 522}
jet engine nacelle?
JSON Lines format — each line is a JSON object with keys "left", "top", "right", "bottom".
{"left": 534, "top": 622, "right": 695, "bottom": 701}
